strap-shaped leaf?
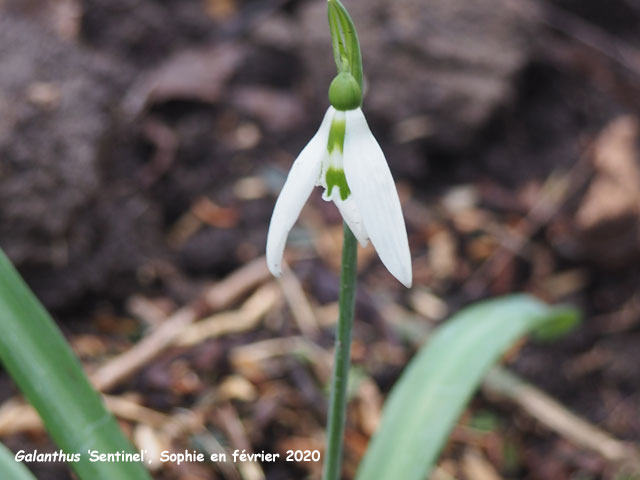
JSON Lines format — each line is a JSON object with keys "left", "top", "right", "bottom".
{"left": 0, "top": 250, "right": 151, "bottom": 480}
{"left": 0, "top": 443, "right": 37, "bottom": 480}
{"left": 356, "top": 294, "right": 577, "bottom": 480}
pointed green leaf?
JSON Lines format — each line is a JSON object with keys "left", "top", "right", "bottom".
{"left": 0, "top": 250, "right": 151, "bottom": 480}
{"left": 0, "top": 443, "right": 37, "bottom": 480}
{"left": 356, "top": 294, "right": 578, "bottom": 480}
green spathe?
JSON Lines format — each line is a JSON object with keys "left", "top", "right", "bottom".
{"left": 329, "top": 73, "right": 362, "bottom": 111}
{"left": 327, "top": 0, "right": 363, "bottom": 91}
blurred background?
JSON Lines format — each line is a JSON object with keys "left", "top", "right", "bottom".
{"left": 1, "top": 0, "right": 640, "bottom": 478}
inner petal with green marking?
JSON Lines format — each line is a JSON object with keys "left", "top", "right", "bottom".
{"left": 322, "top": 112, "right": 351, "bottom": 201}
{"left": 325, "top": 167, "right": 351, "bottom": 201}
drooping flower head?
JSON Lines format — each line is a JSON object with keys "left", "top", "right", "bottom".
{"left": 266, "top": 0, "right": 412, "bottom": 287}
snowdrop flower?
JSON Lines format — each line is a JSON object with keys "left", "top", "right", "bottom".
{"left": 266, "top": 80, "right": 412, "bottom": 287}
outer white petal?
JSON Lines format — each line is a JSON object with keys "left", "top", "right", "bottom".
{"left": 266, "top": 107, "right": 334, "bottom": 276}
{"left": 343, "top": 108, "right": 412, "bottom": 287}
{"left": 324, "top": 189, "right": 369, "bottom": 247}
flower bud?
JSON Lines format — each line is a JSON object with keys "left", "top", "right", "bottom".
{"left": 328, "top": 72, "right": 362, "bottom": 111}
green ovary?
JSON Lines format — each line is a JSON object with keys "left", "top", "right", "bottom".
{"left": 326, "top": 167, "right": 351, "bottom": 201}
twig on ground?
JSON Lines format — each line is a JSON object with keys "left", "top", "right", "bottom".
{"left": 278, "top": 263, "right": 320, "bottom": 337}
{"left": 92, "top": 307, "right": 198, "bottom": 392}
{"left": 0, "top": 400, "right": 40, "bottom": 435}
{"left": 176, "top": 282, "right": 280, "bottom": 346}
{"left": 0, "top": 395, "right": 170, "bottom": 435}
{"left": 461, "top": 447, "right": 503, "bottom": 480}
{"left": 193, "top": 431, "right": 242, "bottom": 480}
{"left": 483, "top": 366, "right": 640, "bottom": 465}
{"left": 133, "top": 424, "right": 169, "bottom": 472}
{"left": 216, "top": 403, "right": 266, "bottom": 480}
{"left": 91, "top": 256, "right": 270, "bottom": 392}
{"left": 230, "top": 336, "right": 333, "bottom": 382}
{"left": 103, "top": 394, "right": 171, "bottom": 427}
{"left": 126, "top": 295, "right": 175, "bottom": 328}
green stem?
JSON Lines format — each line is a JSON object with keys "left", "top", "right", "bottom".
{"left": 323, "top": 223, "right": 358, "bottom": 480}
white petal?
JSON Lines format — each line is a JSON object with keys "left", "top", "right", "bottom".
{"left": 343, "top": 108, "right": 412, "bottom": 287}
{"left": 323, "top": 189, "right": 369, "bottom": 247}
{"left": 266, "top": 107, "right": 334, "bottom": 276}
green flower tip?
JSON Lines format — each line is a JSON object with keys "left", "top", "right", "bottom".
{"left": 329, "top": 72, "right": 362, "bottom": 111}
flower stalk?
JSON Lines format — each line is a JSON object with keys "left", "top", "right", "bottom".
{"left": 265, "top": 1, "right": 412, "bottom": 478}
{"left": 323, "top": 223, "right": 358, "bottom": 480}
{"left": 324, "top": 5, "right": 364, "bottom": 478}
